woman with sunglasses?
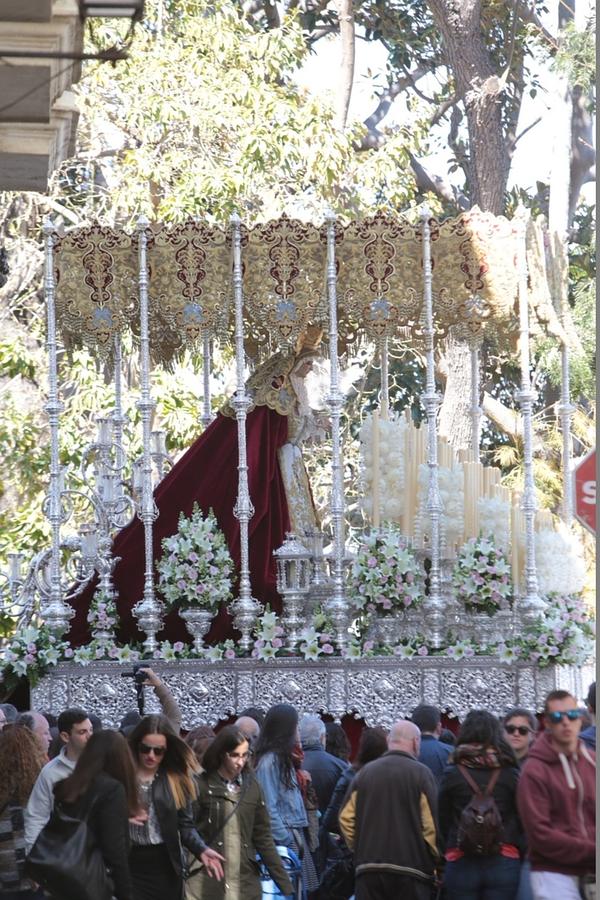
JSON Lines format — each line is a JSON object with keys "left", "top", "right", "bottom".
{"left": 185, "top": 725, "right": 293, "bottom": 900}
{"left": 503, "top": 709, "right": 537, "bottom": 768}
{"left": 503, "top": 710, "right": 538, "bottom": 900}
{"left": 128, "top": 715, "right": 224, "bottom": 900}
{"left": 438, "top": 709, "right": 522, "bottom": 900}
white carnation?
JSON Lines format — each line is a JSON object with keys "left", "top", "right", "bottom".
{"left": 535, "top": 526, "right": 586, "bottom": 596}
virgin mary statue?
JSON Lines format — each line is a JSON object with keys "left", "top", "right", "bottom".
{"left": 70, "top": 332, "right": 324, "bottom": 647}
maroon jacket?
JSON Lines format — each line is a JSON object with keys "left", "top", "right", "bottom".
{"left": 517, "top": 732, "right": 595, "bottom": 876}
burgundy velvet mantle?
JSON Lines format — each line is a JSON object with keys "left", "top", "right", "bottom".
{"left": 69, "top": 405, "right": 291, "bottom": 647}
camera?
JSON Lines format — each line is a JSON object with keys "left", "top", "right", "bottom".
{"left": 120, "top": 662, "right": 147, "bottom": 688}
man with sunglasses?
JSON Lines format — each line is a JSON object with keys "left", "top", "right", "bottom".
{"left": 517, "top": 690, "right": 596, "bottom": 900}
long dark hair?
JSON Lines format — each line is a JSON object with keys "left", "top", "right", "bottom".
{"left": 202, "top": 726, "right": 249, "bottom": 775}
{"left": 455, "top": 710, "right": 517, "bottom": 766}
{"left": 54, "top": 730, "right": 138, "bottom": 814}
{"left": 128, "top": 714, "right": 199, "bottom": 809}
{"left": 325, "top": 722, "right": 351, "bottom": 762}
{"left": 355, "top": 726, "right": 388, "bottom": 769}
{"left": 254, "top": 704, "right": 298, "bottom": 789}
{"left": 0, "top": 725, "right": 45, "bottom": 808}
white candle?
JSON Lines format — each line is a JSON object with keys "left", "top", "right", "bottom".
{"left": 132, "top": 461, "right": 143, "bottom": 491}
{"left": 151, "top": 430, "right": 166, "bottom": 456}
{"left": 372, "top": 410, "right": 380, "bottom": 529}
{"left": 8, "top": 552, "right": 22, "bottom": 581}
{"left": 97, "top": 417, "right": 112, "bottom": 446}
{"left": 79, "top": 525, "right": 98, "bottom": 559}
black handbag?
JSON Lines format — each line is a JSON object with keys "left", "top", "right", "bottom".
{"left": 25, "top": 801, "right": 113, "bottom": 900}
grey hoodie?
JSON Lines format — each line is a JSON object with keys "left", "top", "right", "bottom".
{"left": 24, "top": 746, "right": 75, "bottom": 851}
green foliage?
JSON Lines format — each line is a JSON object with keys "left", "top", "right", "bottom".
{"left": 553, "top": 18, "right": 596, "bottom": 91}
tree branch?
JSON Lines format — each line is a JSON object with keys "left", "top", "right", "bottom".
{"left": 362, "top": 65, "right": 430, "bottom": 133}
{"left": 514, "top": 0, "right": 558, "bottom": 48}
{"left": 409, "top": 154, "right": 470, "bottom": 209}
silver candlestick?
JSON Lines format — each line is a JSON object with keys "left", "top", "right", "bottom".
{"left": 515, "top": 208, "right": 545, "bottom": 621}
{"left": 41, "top": 220, "right": 74, "bottom": 638}
{"left": 228, "top": 213, "right": 262, "bottom": 649}
{"left": 419, "top": 206, "right": 445, "bottom": 649}
{"left": 274, "top": 533, "right": 312, "bottom": 648}
{"left": 132, "top": 217, "right": 163, "bottom": 653}
{"left": 323, "top": 211, "right": 349, "bottom": 651}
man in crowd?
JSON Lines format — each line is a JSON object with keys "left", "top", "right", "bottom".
{"left": 517, "top": 689, "right": 596, "bottom": 900}
{"left": 24, "top": 706, "right": 93, "bottom": 850}
{"left": 339, "top": 720, "right": 439, "bottom": 900}
{"left": 299, "top": 713, "right": 348, "bottom": 813}
{"left": 411, "top": 704, "right": 451, "bottom": 782}
{"left": 15, "top": 711, "right": 52, "bottom": 756}
{"left": 235, "top": 714, "right": 261, "bottom": 750}
{"left": 580, "top": 681, "right": 596, "bottom": 750}
{"left": 503, "top": 706, "right": 538, "bottom": 767}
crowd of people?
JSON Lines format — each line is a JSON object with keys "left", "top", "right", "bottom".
{"left": 0, "top": 672, "right": 595, "bottom": 900}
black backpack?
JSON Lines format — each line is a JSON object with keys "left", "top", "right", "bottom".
{"left": 456, "top": 766, "right": 503, "bottom": 856}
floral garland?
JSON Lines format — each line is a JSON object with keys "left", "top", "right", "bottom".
{"left": 351, "top": 528, "right": 423, "bottom": 616}
{"left": 1, "top": 598, "right": 593, "bottom": 684}
{"left": 156, "top": 504, "right": 234, "bottom": 613}
{"left": 452, "top": 535, "right": 512, "bottom": 616}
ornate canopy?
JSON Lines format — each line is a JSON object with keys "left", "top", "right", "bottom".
{"left": 52, "top": 207, "right": 565, "bottom": 364}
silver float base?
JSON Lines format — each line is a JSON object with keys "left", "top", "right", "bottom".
{"left": 31, "top": 658, "right": 590, "bottom": 729}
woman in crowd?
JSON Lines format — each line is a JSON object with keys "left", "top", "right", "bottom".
{"left": 325, "top": 723, "right": 351, "bottom": 764}
{"left": 185, "top": 726, "right": 216, "bottom": 770}
{"left": 254, "top": 703, "right": 318, "bottom": 893}
{"left": 439, "top": 709, "right": 522, "bottom": 900}
{"left": 185, "top": 725, "right": 293, "bottom": 900}
{"left": 503, "top": 709, "right": 537, "bottom": 900}
{"left": 52, "top": 730, "right": 138, "bottom": 900}
{"left": 127, "top": 715, "right": 224, "bottom": 900}
{"left": 503, "top": 709, "right": 537, "bottom": 767}
{"left": 0, "top": 725, "right": 46, "bottom": 899}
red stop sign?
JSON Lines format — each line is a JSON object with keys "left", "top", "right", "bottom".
{"left": 574, "top": 449, "right": 596, "bottom": 534}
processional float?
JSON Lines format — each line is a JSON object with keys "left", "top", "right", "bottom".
{"left": 0, "top": 205, "right": 593, "bottom": 727}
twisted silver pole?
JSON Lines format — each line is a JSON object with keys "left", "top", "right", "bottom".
{"left": 470, "top": 343, "right": 482, "bottom": 462}
{"left": 132, "top": 217, "right": 163, "bottom": 652}
{"left": 41, "top": 219, "right": 73, "bottom": 637}
{"left": 420, "top": 206, "right": 444, "bottom": 648}
{"left": 550, "top": 231, "right": 574, "bottom": 526}
{"left": 112, "top": 333, "right": 127, "bottom": 476}
{"left": 201, "top": 330, "right": 214, "bottom": 429}
{"left": 324, "top": 211, "right": 349, "bottom": 650}
{"left": 515, "top": 208, "right": 545, "bottom": 620}
{"left": 379, "top": 336, "right": 389, "bottom": 419}
{"left": 228, "top": 213, "right": 261, "bottom": 649}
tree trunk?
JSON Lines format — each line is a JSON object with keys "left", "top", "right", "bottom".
{"left": 427, "top": 0, "right": 510, "bottom": 214}
{"left": 335, "top": 0, "right": 355, "bottom": 130}
{"left": 437, "top": 331, "right": 475, "bottom": 450}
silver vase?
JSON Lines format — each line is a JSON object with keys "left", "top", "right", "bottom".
{"left": 179, "top": 607, "right": 214, "bottom": 653}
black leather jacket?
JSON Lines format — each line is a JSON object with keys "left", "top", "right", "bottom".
{"left": 149, "top": 770, "right": 207, "bottom": 877}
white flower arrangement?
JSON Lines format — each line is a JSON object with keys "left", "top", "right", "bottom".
{"left": 418, "top": 464, "right": 464, "bottom": 548}
{"left": 1, "top": 624, "right": 69, "bottom": 688}
{"left": 477, "top": 497, "right": 510, "bottom": 550}
{"left": 535, "top": 526, "right": 586, "bottom": 597}
{"left": 359, "top": 414, "right": 407, "bottom": 523}
{"left": 498, "top": 594, "right": 595, "bottom": 667}
{"left": 452, "top": 535, "right": 513, "bottom": 616}
{"left": 351, "top": 527, "right": 423, "bottom": 616}
{"left": 156, "top": 504, "right": 234, "bottom": 614}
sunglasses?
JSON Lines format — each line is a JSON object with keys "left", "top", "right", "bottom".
{"left": 505, "top": 725, "right": 532, "bottom": 736}
{"left": 546, "top": 710, "right": 582, "bottom": 724}
{"left": 139, "top": 742, "right": 166, "bottom": 757}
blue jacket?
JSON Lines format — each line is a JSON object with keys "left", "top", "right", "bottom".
{"left": 418, "top": 734, "right": 452, "bottom": 782}
{"left": 580, "top": 724, "right": 596, "bottom": 751}
{"left": 255, "top": 752, "right": 307, "bottom": 847}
